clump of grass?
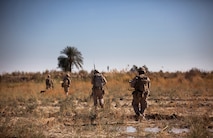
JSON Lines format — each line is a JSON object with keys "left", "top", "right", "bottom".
{"left": 186, "top": 115, "right": 212, "bottom": 138}
{"left": 59, "top": 97, "right": 76, "bottom": 115}
{"left": 0, "top": 119, "right": 45, "bottom": 138}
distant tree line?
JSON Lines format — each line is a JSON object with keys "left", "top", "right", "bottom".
{"left": 0, "top": 68, "right": 212, "bottom": 83}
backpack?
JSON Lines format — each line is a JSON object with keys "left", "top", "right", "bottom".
{"left": 46, "top": 78, "right": 50, "bottom": 86}
{"left": 93, "top": 74, "right": 104, "bottom": 87}
{"left": 135, "top": 75, "right": 149, "bottom": 92}
{"left": 62, "top": 77, "right": 70, "bottom": 87}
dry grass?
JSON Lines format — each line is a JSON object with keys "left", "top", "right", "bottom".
{"left": 186, "top": 115, "right": 211, "bottom": 138}
{"left": 0, "top": 69, "right": 213, "bottom": 137}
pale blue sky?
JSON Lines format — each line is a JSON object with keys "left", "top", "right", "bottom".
{"left": 0, "top": 0, "right": 213, "bottom": 73}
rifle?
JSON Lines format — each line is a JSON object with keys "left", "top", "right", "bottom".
{"left": 94, "top": 64, "right": 96, "bottom": 71}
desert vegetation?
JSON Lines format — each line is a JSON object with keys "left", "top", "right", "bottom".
{"left": 0, "top": 68, "right": 213, "bottom": 137}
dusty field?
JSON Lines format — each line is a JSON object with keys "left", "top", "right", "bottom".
{"left": 0, "top": 90, "right": 213, "bottom": 138}
{"left": 0, "top": 70, "right": 213, "bottom": 137}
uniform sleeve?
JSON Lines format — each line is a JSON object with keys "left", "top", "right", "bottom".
{"left": 99, "top": 74, "right": 106, "bottom": 86}
{"left": 129, "top": 77, "right": 137, "bottom": 88}
{"left": 102, "top": 75, "right": 107, "bottom": 84}
{"left": 147, "top": 77, "right": 151, "bottom": 89}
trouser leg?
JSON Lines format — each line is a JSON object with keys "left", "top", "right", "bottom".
{"left": 93, "top": 93, "right": 98, "bottom": 107}
{"left": 140, "top": 94, "right": 147, "bottom": 114}
{"left": 93, "top": 88, "right": 104, "bottom": 108}
{"left": 132, "top": 92, "right": 140, "bottom": 116}
{"left": 64, "top": 87, "right": 69, "bottom": 96}
{"left": 97, "top": 88, "right": 104, "bottom": 108}
{"left": 99, "top": 98, "right": 104, "bottom": 108}
{"left": 132, "top": 102, "right": 140, "bottom": 116}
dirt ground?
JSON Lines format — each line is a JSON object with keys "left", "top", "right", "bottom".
{"left": 0, "top": 93, "right": 213, "bottom": 138}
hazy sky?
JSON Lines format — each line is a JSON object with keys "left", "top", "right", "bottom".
{"left": 0, "top": 0, "right": 213, "bottom": 73}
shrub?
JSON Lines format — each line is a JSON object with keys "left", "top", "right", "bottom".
{"left": 187, "top": 115, "right": 211, "bottom": 138}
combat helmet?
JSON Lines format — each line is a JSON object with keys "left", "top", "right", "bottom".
{"left": 94, "top": 69, "right": 99, "bottom": 74}
{"left": 138, "top": 67, "right": 146, "bottom": 74}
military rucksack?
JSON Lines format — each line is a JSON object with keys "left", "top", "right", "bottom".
{"left": 135, "top": 75, "right": 149, "bottom": 92}
{"left": 46, "top": 78, "right": 51, "bottom": 86}
{"left": 62, "top": 77, "right": 70, "bottom": 87}
{"left": 93, "top": 74, "right": 104, "bottom": 87}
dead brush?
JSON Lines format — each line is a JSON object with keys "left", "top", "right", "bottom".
{"left": 0, "top": 117, "right": 45, "bottom": 138}
{"left": 0, "top": 70, "right": 213, "bottom": 137}
{"left": 186, "top": 115, "right": 212, "bottom": 138}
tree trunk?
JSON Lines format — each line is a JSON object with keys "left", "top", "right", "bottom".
{"left": 70, "top": 62, "right": 72, "bottom": 73}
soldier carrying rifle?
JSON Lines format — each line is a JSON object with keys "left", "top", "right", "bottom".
{"left": 129, "top": 67, "right": 151, "bottom": 121}
{"left": 91, "top": 70, "right": 107, "bottom": 110}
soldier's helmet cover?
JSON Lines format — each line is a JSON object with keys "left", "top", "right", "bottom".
{"left": 138, "top": 67, "right": 146, "bottom": 74}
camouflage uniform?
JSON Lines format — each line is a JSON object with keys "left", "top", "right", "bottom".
{"left": 129, "top": 67, "right": 150, "bottom": 120}
{"left": 46, "top": 75, "right": 54, "bottom": 90}
{"left": 62, "top": 73, "right": 71, "bottom": 96}
{"left": 91, "top": 70, "right": 107, "bottom": 109}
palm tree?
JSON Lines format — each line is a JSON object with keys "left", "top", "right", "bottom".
{"left": 58, "top": 46, "right": 83, "bottom": 72}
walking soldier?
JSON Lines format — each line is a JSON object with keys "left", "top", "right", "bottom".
{"left": 91, "top": 70, "right": 107, "bottom": 110}
{"left": 129, "top": 67, "right": 151, "bottom": 121}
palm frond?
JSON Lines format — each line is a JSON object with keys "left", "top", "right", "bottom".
{"left": 58, "top": 46, "right": 84, "bottom": 72}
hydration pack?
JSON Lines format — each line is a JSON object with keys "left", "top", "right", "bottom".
{"left": 93, "top": 74, "right": 104, "bottom": 87}
{"left": 135, "top": 75, "right": 149, "bottom": 92}
{"left": 62, "top": 77, "right": 70, "bottom": 87}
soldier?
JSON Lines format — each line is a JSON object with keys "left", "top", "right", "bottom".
{"left": 91, "top": 70, "right": 107, "bottom": 109}
{"left": 62, "top": 73, "right": 71, "bottom": 96}
{"left": 46, "top": 74, "right": 54, "bottom": 90}
{"left": 129, "top": 67, "right": 151, "bottom": 121}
